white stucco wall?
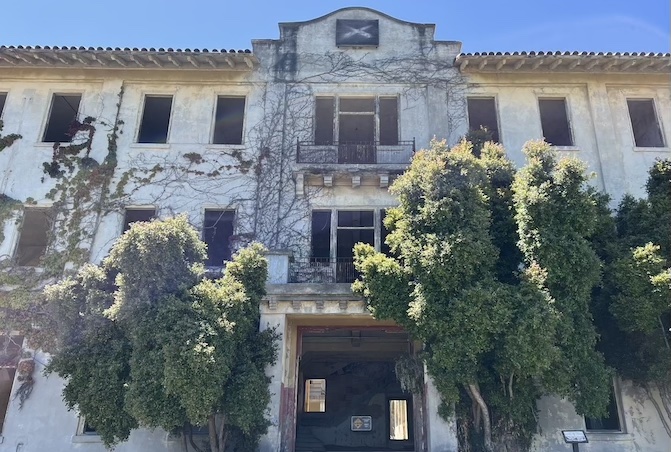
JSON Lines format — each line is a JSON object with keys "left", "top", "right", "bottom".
{"left": 467, "top": 72, "right": 670, "bottom": 203}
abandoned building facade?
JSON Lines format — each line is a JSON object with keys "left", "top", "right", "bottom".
{"left": 0, "top": 7, "right": 670, "bottom": 452}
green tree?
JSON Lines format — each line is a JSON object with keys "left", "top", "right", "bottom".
{"left": 592, "top": 159, "right": 671, "bottom": 436}
{"left": 43, "top": 215, "right": 278, "bottom": 452}
{"left": 353, "top": 139, "right": 612, "bottom": 451}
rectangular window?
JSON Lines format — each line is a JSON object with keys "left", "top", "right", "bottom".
{"left": 538, "top": 98, "right": 573, "bottom": 146}
{"left": 467, "top": 97, "right": 500, "bottom": 142}
{"left": 0, "top": 93, "right": 6, "bottom": 117}
{"left": 305, "top": 379, "right": 326, "bottom": 413}
{"left": 379, "top": 97, "right": 399, "bottom": 145}
{"left": 202, "top": 210, "right": 235, "bottom": 267}
{"left": 137, "top": 96, "right": 172, "bottom": 143}
{"left": 305, "top": 209, "right": 391, "bottom": 283}
{"left": 336, "top": 210, "right": 375, "bottom": 260}
{"left": 311, "top": 211, "right": 331, "bottom": 259}
{"left": 123, "top": 208, "right": 156, "bottom": 232}
{"left": 389, "top": 399, "right": 409, "bottom": 440}
{"left": 213, "top": 96, "right": 245, "bottom": 145}
{"left": 380, "top": 209, "right": 391, "bottom": 256}
{"left": 81, "top": 419, "right": 97, "bottom": 435}
{"left": 1, "top": 335, "right": 23, "bottom": 434}
{"left": 43, "top": 94, "right": 81, "bottom": 142}
{"left": 585, "top": 384, "right": 621, "bottom": 431}
{"left": 314, "top": 96, "right": 399, "bottom": 146}
{"left": 15, "top": 209, "right": 50, "bottom": 267}
{"left": 627, "top": 99, "right": 665, "bottom": 147}
{"left": 314, "top": 97, "right": 335, "bottom": 145}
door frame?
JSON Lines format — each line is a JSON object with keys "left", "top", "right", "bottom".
{"left": 280, "top": 323, "right": 426, "bottom": 452}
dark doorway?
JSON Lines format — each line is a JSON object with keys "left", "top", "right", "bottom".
{"left": 296, "top": 328, "right": 416, "bottom": 452}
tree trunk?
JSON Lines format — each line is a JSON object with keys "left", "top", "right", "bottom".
{"left": 217, "top": 415, "right": 227, "bottom": 452}
{"left": 467, "top": 383, "right": 493, "bottom": 452}
{"left": 208, "top": 415, "right": 219, "bottom": 452}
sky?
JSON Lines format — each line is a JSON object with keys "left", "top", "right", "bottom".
{"left": 1, "top": 0, "right": 668, "bottom": 54}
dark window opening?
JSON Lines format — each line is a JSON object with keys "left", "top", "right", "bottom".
{"left": 337, "top": 210, "right": 374, "bottom": 259}
{"left": 15, "top": 209, "right": 50, "bottom": 267}
{"left": 43, "top": 94, "right": 81, "bottom": 143}
{"left": 380, "top": 209, "right": 391, "bottom": 256}
{"left": 585, "top": 385, "right": 621, "bottom": 431}
{"left": 123, "top": 208, "right": 156, "bottom": 232}
{"left": 0, "top": 335, "right": 23, "bottom": 434}
{"left": 82, "top": 420, "right": 97, "bottom": 435}
{"left": 138, "top": 96, "right": 172, "bottom": 143}
{"left": 202, "top": 210, "right": 234, "bottom": 267}
{"left": 627, "top": 99, "right": 665, "bottom": 147}
{"left": 379, "top": 97, "right": 399, "bottom": 145}
{"left": 213, "top": 96, "right": 245, "bottom": 145}
{"left": 467, "top": 97, "right": 499, "bottom": 142}
{"left": 0, "top": 93, "right": 6, "bottom": 117}
{"left": 338, "top": 210, "right": 374, "bottom": 228}
{"left": 339, "top": 97, "right": 375, "bottom": 143}
{"left": 315, "top": 97, "right": 335, "bottom": 145}
{"left": 311, "top": 211, "right": 331, "bottom": 259}
{"left": 539, "top": 98, "right": 573, "bottom": 146}
{"left": 314, "top": 97, "right": 400, "bottom": 145}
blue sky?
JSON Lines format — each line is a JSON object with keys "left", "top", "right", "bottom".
{"left": 1, "top": 0, "right": 668, "bottom": 53}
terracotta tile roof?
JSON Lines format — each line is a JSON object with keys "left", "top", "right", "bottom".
{"left": 0, "top": 46, "right": 256, "bottom": 70}
{"left": 455, "top": 51, "right": 670, "bottom": 73}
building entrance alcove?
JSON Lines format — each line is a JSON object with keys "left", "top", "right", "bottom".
{"left": 295, "top": 327, "right": 419, "bottom": 452}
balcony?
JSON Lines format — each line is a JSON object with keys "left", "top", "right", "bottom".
{"left": 296, "top": 140, "right": 415, "bottom": 165}
{"left": 288, "top": 257, "right": 359, "bottom": 284}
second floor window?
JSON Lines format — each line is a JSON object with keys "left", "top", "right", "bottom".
{"left": 213, "top": 96, "right": 245, "bottom": 145}
{"left": 0, "top": 92, "right": 6, "bottom": 117}
{"left": 314, "top": 96, "right": 399, "bottom": 145}
{"left": 43, "top": 94, "right": 81, "bottom": 142}
{"left": 538, "top": 98, "right": 573, "bottom": 146}
{"left": 467, "top": 97, "right": 499, "bottom": 142}
{"left": 138, "top": 95, "right": 172, "bottom": 143}
{"left": 627, "top": 99, "right": 665, "bottom": 147}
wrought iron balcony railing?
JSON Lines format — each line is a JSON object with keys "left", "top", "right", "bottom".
{"left": 288, "top": 257, "right": 359, "bottom": 283}
{"left": 296, "top": 139, "right": 415, "bottom": 164}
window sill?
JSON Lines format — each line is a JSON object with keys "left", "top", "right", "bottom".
{"left": 550, "top": 145, "right": 580, "bottom": 151}
{"left": 71, "top": 434, "right": 102, "bottom": 443}
{"left": 33, "top": 142, "right": 64, "bottom": 148}
{"left": 204, "top": 144, "right": 246, "bottom": 150}
{"left": 586, "top": 431, "right": 634, "bottom": 442}
{"left": 633, "top": 146, "right": 669, "bottom": 152}
{"left": 129, "top": 143, "right": 171, "bottom": 150}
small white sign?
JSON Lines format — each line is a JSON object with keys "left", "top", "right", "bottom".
{"left": 562, "top": 430, "right": 588, "bottom": 443}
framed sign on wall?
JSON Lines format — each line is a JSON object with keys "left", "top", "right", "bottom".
{"left": 336, "top": 19, "right": 379, "bottom": 47}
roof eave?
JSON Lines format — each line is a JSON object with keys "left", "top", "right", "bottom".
{"left": 0, "top": 47, "right": 258, "bottom": 71}
{"left": 455, "top": 52, "right": 671, "bottom": 74}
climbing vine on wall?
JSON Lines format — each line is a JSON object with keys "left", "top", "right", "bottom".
{"left": 0, "top": 119, "right": 22, "bottom": 153}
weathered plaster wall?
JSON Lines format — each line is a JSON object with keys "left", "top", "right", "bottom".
{"left": 532, "top": 380, "right": 670, "bottom": 452}
{"left": 466, "top": 71, "right": 671, "bottom": 202}
{"left": 0, "top": 351, "right": 183, "bottom": 452}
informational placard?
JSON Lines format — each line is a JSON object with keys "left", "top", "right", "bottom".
{"left": 562, "top": 430, "right": 588, "bottom": 443}
{"left": 351, "top": 415, "right": 372, "bottom": 432}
